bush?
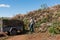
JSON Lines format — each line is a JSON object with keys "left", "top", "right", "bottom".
{"left": 35, "top": 21, "right": 41, "bottom": 28}
{"left": 23, "top": 18, "right": 29, "bottom": 30}
{"left": 49, "top": 20, "right": 60, "bottom": 34}
{"left": 49, "top": 27, "right": 55, "bottom": 34}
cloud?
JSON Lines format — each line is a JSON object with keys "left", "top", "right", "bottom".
{"left": 0, "top": 4, "right": 10, "bottom": 8}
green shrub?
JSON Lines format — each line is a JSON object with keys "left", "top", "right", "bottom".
{"left": 35, "top": 21, "right": 41, "bottom": 28}
{"left": 23, "top": 18, "right": 29, "bottom": 30}
{"left": 49, "top": 20, "right": 60, "bottom": 34}
{"left": 54, "top": 28, "right": 60, "bottom": 34}
{"left": 49, "top": 27, "right": 55, "bottom": 34}
{"left": 56, "top": 12, "right": 60, "bottom": 17}
{"left": 40, "top": 17, "right": 49, "bottom": 23}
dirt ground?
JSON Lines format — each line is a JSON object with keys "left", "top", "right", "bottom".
{"left": 6, "top": 32, "right": 60, "bottom": 40}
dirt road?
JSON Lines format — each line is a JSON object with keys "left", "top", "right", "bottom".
{"left": 6, "top": 32, "right": 60, "bottom": 40}
{"left": 6, "top": 35, "right": 27, "bottom": 40}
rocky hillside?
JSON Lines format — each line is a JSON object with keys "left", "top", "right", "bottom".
{"left": 12, "top": 5, "right": 60, "bottom": 21}
{"left": 12, "top": 5, "right": 60, "bottom": 33}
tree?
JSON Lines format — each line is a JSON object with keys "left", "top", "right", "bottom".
{"left": 40, "top": 4, "right": 48, "bottom": 9}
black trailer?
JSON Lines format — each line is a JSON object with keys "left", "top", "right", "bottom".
{"left": 0, "top": 19, "right": 24, "bottom": 35}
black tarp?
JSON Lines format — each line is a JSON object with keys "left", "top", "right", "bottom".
{"left": 1, "top": 19, "right": 24, "bottom": 27}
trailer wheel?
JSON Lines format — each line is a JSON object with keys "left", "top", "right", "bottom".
{"left": 10, "top": 29, "right": 17, "bottom": 35}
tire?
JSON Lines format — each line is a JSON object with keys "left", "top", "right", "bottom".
{"left": 10, "top": 29, "right": 17, "bottom": 35}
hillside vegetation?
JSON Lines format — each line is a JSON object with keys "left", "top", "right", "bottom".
{"left": 11, "top": 5, "right": 60, "bottom": 34}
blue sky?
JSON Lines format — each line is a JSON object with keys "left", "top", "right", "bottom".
{"left": 0, "top": 0, "right": 60, "bottom": 17}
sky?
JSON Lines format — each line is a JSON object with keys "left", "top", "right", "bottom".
{"left": 0, "top": 0, "right": 60, "bottom": 17}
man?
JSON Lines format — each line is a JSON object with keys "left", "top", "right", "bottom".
{"left": 29, "top": 17, "right": 35, "bottom": 33}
